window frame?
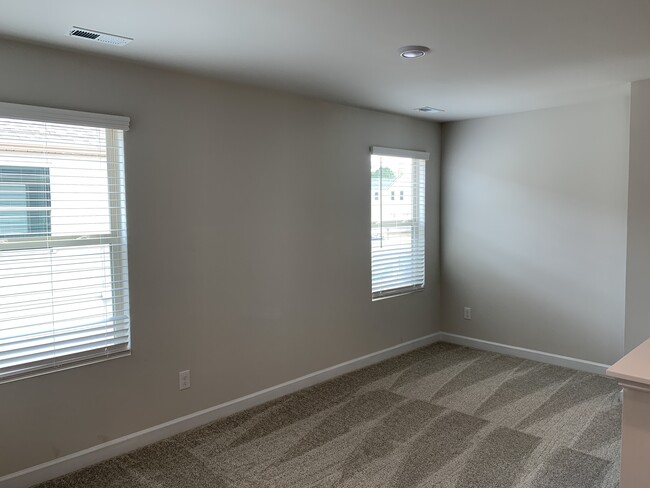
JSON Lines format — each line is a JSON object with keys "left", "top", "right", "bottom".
{"left": 0, "top": 102, "right": 131, "bottom": 383}
{"left": 370, "top": 146, "right": 429, "bottom": 300}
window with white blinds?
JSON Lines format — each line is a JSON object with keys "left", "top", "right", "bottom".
{"left": 0, "top": 102, "right": 130, "bottom": 382}
{"left": 371, "top": 146, "right": 428, "bottom": 300}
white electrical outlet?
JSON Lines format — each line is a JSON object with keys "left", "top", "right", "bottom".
{"left": 179, "top": 370, "right": 191, "bottom": 390}
{"left": 463, "top": 307, "right": 472, "bottom": 320}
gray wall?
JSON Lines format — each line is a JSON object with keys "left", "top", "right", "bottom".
{"left": 0, "top": 39, "right": 441, "bottom": 476}
{"left": 625, "top": 79, "right": 650, "bottom": 352}
{"left": 441, "top": 90, "right": 630, "bottom": 365}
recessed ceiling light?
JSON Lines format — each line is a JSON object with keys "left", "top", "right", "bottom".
{"left": 415, "top": 106, "right": 445, "bottom": 113}
{"left": 399, "top": 46, "right": 431, "bottom": 59}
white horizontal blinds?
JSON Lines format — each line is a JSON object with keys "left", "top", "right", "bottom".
{"left": 0, "top": 105, "right": 131, "bottom": 382}
{"left": 371, "top": 146, "right": 427, "bottom": 299}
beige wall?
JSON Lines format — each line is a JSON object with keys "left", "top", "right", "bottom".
{"left": 625, "top": 79, "right": 650, "bottom": 352}
{"left": 441, "top": 90, "right": 630, "bottom": 365}
{"left": 0, "top": 39, "right": 441, "bottom": 476}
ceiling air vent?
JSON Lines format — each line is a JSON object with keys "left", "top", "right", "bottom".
{"left": 414, "top": 106, "right": 445, "bottom": 113}
{"left": 68, "top": 27, "right": 133, "bottom": 46}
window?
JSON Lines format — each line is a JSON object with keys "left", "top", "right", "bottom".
{"left": 0, "top": 102, "right": 131, "bottom": 382}
{"left": 0, "top": 166, "right": 51, "bottom": 237}
{"left": 370, "top": 146, "right": 428, "bottom": 300}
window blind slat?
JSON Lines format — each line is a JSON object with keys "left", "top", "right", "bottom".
{"left": 2, "top": 343, "right": 130, "bottom": 382}
{"left": 372, "top": 276, "right": 426, "bottom": 289}
{"left": 372, "top": 284, "right": 424, "bottom": 299}
{"left": 2, "top": 327, "right": 130, "bottom": 358}
{"left": 1, "top": 316, "right": 130, "bottom": 337}
{"left": 2, "top": 336, "right": 130, "bottom": 369}
{"left": 372, "top": 256, "right": 426, "bottom": 265}
{"left": 0, "top": 256, "right": 129, "bottom": 278}
{"left": 0, "top": 299, "right": 130, "bottom": 324}
{"left": 0, "top": 281, "right": 129, "bottom": 300}
{"left": 0, "top": 288, "right": 129, "bottom": 309}
{"left": 0, "top": 327, "right": 130, "bottom": 374}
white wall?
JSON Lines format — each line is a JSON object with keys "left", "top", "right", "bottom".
{"left": 441, "top": 89, "right": 630, "bottom": 365}
{"left": 0, "top": 39, "right": 441, "bottom": 476}
{"left": 625, "top": 79, "right": 650, "bottom": 352}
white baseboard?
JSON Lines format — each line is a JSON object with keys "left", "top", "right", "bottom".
{"left": 0, "top": 332, "right": 441, "bottom": 488}
{"left": 439, "top": 332, "right": 611, "bottom": 376}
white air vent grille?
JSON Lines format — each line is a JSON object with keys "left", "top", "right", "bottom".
{"left": 415, "top": 106, "right": 445, "bottom": 113}
{"left": 68, "top": 27, "right": 132, "bottom": 46}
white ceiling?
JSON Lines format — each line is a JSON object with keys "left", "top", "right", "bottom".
{"left": 1, "top": 0, "right": 650, "bottom": 121}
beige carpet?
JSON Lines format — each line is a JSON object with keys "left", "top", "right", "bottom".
{"left": 36, "top": 343, "right": 621, "bottom": 487}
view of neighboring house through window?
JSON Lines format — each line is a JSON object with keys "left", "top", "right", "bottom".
{"left": 0, "top": 104, "right": 131, "bottom": 382}
{"left": 370, "top": 146, "right": 427, "bottom": 300}
{"left": 0, "top": 166, "right": 51, "bottom": 237}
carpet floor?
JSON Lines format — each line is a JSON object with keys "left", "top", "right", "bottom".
{"left": 36, "top": 343, "right": 621, "bottom": 488}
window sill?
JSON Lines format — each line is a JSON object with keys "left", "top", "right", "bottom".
{"left": 0, "top": 350, "right": 131, "bottom": 385}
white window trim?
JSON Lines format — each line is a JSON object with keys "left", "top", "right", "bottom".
{"left": 371, "top": 146, "right": 429, "bottom": 161}
{"left": 0, "top": 102, "right": 130, "bottom": 131}
{"left": 0, "top": 103, "right": 131, "bottom": 383}
{"left": 370, "top": 146, "right": 428, "bottom": 300}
